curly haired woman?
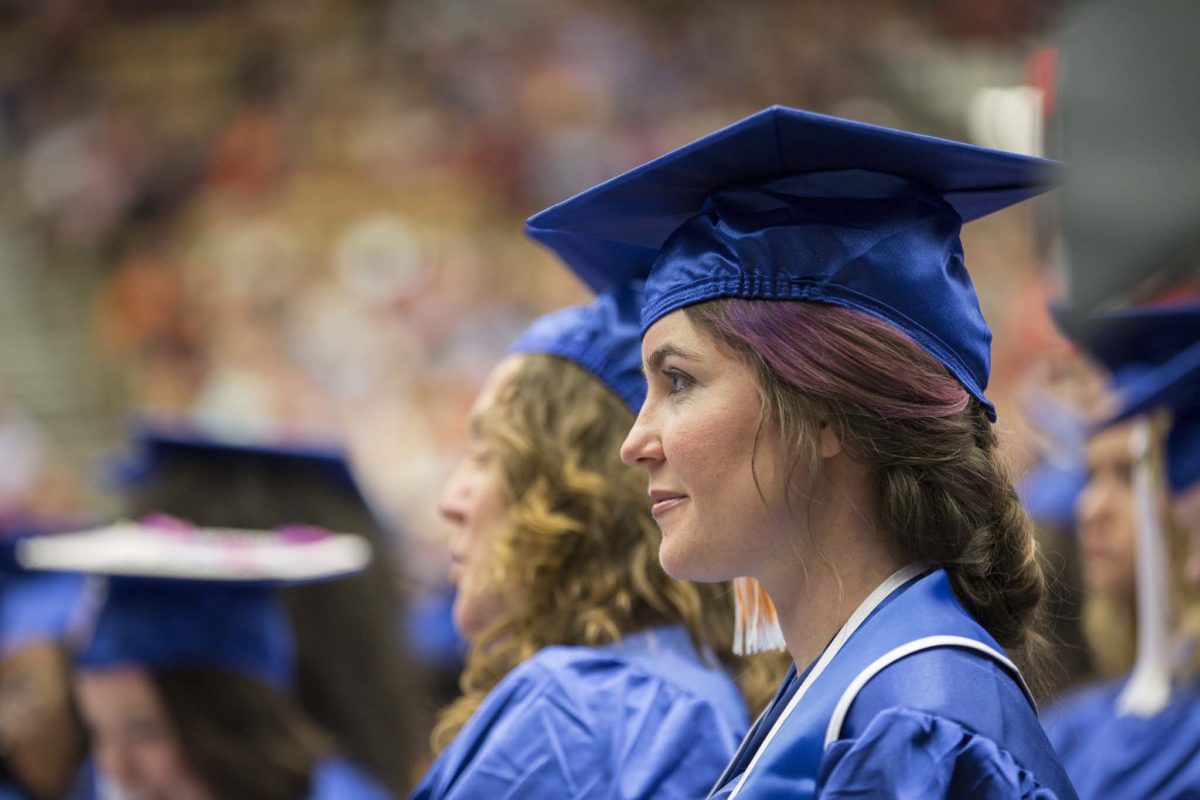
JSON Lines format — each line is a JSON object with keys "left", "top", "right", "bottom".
{"left": 411, "top": 284, "right": 777, "bottom": 800}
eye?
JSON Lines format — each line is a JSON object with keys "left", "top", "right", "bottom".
{"left": 467, "top": 444, "right": 493, "bottom": 466}
{"left": 664, "top": 368, "right": 696, "bottom": 395}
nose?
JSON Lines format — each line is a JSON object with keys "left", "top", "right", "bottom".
{"left": 620, "top": 408, "right": 663, "bottom": 469}
{"left": 438, "top": 461, "right": 469, "bottom": 527}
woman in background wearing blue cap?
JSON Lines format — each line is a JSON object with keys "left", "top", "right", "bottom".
{"left": 20, "top": 520, "right": 392, "bottom": 800}
{"left": 1044, "top": 306, "right": 1200, "bottom": 800}
{"left": 530, "top": 107, "right": 1078, "bottom": 799}
{"left": 112, "top": 429, "right": 419, "bottom": 794}
{"left": 411, "top": 284, "right": 778, "bottom": 800}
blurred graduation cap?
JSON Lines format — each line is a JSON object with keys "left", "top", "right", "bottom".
{"left": 17, "top": 518, "right": 371, "bottom": 688}
{"left": 1056, "top": 303, "right": 1200, "bottom": 716}
{"left": 509, "top": 282, "right": 647, "bottom": 412}
{"left": 527, "top": 105, "right": 1059, "bottom": 420}
{"left": 109, "top": 417, "right": 364, "bottom": 496}
{"left": 1056, "top": 304, "right": 1200, "bottom": 491}
{"left": 1056, "top": 0, "right": 1200, "bottom": 312}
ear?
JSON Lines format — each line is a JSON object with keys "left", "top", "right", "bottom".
{"left": 817, "top": 422, "right": 843, "bottom": 459}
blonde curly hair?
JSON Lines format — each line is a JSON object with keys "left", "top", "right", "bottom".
{"left": 432, "top": 354, "right": 781, "bottom": 752}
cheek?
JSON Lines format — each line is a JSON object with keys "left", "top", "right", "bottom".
{"left": 142, "top": 740, "right": 205, "bottom": 796}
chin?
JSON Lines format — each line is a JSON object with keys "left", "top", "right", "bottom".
{"left": 658, "top": 538, "right": 725, "bottom": 584}
{"left": 451, "top": 600, "right": 475, "bottom": 641}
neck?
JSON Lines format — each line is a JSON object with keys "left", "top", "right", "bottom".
{"left": 758, "top": 476, "right": 903, "bottom": 671}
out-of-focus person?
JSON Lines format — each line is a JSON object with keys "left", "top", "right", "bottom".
{"left": 1044, "top": 305, "right": 1200, "bottom": 799}
{"left": 110, "top": 424, "right": 419, "bottom": 793}
{"left": 412, "top": 284, "right": 779, "bottom": 800}
{"left": 19, "top": 518, "right": 392, "bottom": 800}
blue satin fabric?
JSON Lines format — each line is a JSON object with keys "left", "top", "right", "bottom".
{"left": 411, "top": 626, "right": 747, "bottom": 800}
{"left": 644, "top": 171, "right": 992, "bottom": 414}
{"left": 1044, "top": 677, "right": 1200, "bottom": 800}
{"left": 309, "top": 757, "right": 392, "bottom": 799}
{"left": 509, "top": 282, "right": 647, "bottom": 412}
{"left": 817, "top": 708, "right": 1063, "bottom": 799}
{"left": 708, "top": 570, "right": 1078, "bottom": 800}
{"left": 525, "top": 106, "right": 1060, "bottom": 421}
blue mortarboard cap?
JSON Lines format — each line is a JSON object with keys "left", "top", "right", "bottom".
{"left": 527, "top": 106, "right": 1060, "bottom": 420}
{"left": 508, "top": 282, "right": 647, "bottom": 411}
{"left": 18, "top": 520, "right": 371, "bottom": 687}
{"left": 1056, "top": 304, "right": 1200, "bottom": 491}
{"left": 1110, "top": 339, "right": 1200, "bottom": 492}
{"left": 1054, "top": 305, "right": 1200, "bottom": 390}
{"left": 80, "top": 577, "right": 293, "bottom": 687}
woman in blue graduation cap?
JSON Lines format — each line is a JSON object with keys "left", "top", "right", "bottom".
{"left": 19, "top": 520, "right": 392, "bottom": 800}
{"left": 411, "top": 283, "right": 777, "bottom": 800}
{"left": 1044, "top": 305, "right": 1200, "bottom": 799}
{"left": 110, "top": 425, "right": 418, "bottom": 794}
{"left": 528, "top": 106, "right": 1079, "bottom": 799}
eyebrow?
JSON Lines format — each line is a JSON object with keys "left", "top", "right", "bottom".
{"left": 645, "top": 343, "right": 702, "bottom": 374}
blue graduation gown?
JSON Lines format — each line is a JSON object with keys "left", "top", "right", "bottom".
{"left": 709, "top": 566, "right": 1078, "bottom": 799}
{"left": 309, "top": 757, "right": 392, "bottom": 799}
{"left": 1044, "top": 676, "right": 1200, "bottom": 799}
{"left": 411, "top": 625, "right": 748, "bottom": 800}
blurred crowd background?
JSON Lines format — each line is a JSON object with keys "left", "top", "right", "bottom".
{"left": 0, "top": 0, "right": 1075, "bottom": 599}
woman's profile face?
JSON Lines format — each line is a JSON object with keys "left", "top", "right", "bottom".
{"left": 621, "top": 310, "right": 793, "bottom": 583}
{"left": 75, "top": 666, "right": 213, "bottom": 800}
{"left": 438, "top": 356, "right": 520, "bottom": 639}
{"left": 1076, "top": 421, "right": 1141, "bottom": 604}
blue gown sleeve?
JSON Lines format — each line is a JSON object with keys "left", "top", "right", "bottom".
{"left": 309, "top": 757, "right": 392, "bottom": 800}
{"left": 815, "top": 707, "right": 1064, "bottom": 799}
{"left": 1042, "top": 679, "right": 1200, "bottom": 800}
{"left": 412, "top": 650, "right": 743, "bottom": 800}
{"left": 816, "top": 647, "right": 1077, "bottom": 800}
{"left": 0, "top": 782, "right": 27, "bottom": 800}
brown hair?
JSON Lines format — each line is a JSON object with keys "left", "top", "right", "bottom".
{"left": 687, "top": 299, "right": 1052, "bottom": 690}
{"left": 432, "top": 354, "right": 781, "bottom": 751}
{"left": 151, "top": 668, "right": 330, "bottom": 800}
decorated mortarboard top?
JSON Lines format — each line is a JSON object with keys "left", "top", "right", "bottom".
{"left": 17, "top": 517, "right": 371, "bottom": 688}
{"left": 508, "top": 282, "right": 647, "bottom": 412}
{"left": 527, "top": 106, "right": 1060, "bottom": 420}
{"left": 1055, "top": 304, "right": 1200, "bottom": 491}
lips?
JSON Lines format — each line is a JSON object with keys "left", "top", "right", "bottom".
{"left": 649, "top": 489, "right": 688, "bottom": 519}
